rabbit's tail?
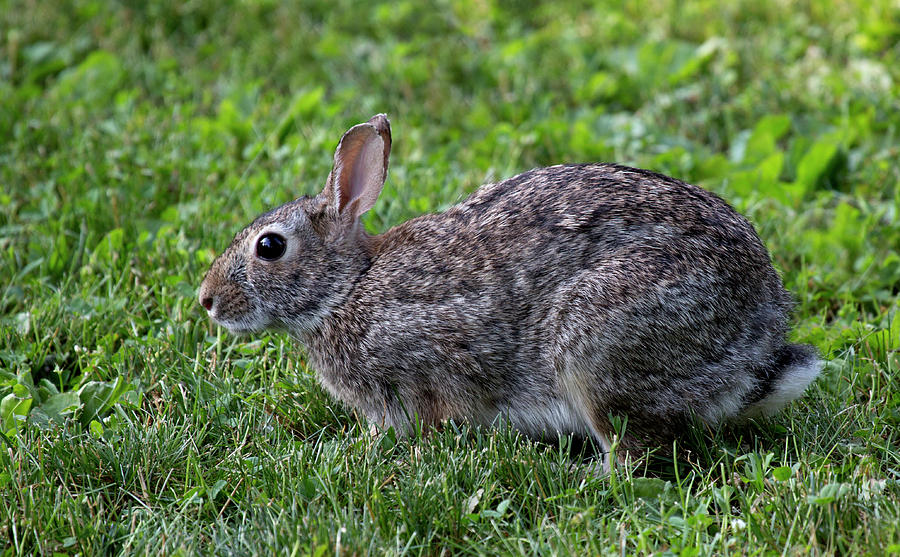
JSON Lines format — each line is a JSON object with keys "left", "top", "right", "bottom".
{"left": 741, "top": 344, "right": 822, "bottom": 418}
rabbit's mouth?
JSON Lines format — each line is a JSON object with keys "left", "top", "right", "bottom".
{"left": 208, "top": 310, "right": 269, "bottom": 335}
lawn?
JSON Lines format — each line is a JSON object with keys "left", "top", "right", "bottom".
{"left": 2, "top": 0, "right": 900, "bottom": 554}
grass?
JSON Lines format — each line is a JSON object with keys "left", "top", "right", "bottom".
{"left": 2, "top": 0, "right": 900, "bottom": 554}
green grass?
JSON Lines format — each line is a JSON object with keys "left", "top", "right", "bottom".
{"left": 2, "top": 0, "right": 900, "bottom": 554}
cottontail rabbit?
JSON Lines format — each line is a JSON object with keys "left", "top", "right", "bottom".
{"left": 199, "top": 114, "right": 821, "bottom": 469}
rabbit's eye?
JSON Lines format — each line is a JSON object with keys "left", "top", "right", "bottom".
{"left": 256, "top": 234, "right": 286, "bottom": 261}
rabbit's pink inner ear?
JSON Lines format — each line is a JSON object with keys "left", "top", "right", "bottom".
{"left": 330, "top": 123, "right": 388, "bottom": 219}
{"left": 344, "top": 134, "right": 387, "bottom": 218}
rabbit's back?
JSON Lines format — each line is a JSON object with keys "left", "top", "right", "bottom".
{"left": 363, "top": 163, "right": 790, "bottom": 337}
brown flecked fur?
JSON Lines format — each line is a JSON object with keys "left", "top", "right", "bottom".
{"left": 198, "top": 115, "right": 821, "bottom": 470}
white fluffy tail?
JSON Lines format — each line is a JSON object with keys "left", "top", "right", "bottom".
{"left": 742, "top": 345, "right": 822, "bottom": 418}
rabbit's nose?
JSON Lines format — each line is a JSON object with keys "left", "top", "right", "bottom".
{"left": 199, "top": 283, "right": 215, "bottom": 311}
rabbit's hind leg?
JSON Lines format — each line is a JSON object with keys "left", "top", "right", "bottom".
{"left": 554, "top": 370, "right": 617, "bottom": 473}
{"left": 569, "top": 391, "right": 653, "bottom": 473}
{"left": 550, "top": 277, "right": 687, "bottom": 472}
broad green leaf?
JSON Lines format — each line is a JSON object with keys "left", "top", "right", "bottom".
{"left": 727, "top": 152, "right": 783, "bottom": 198}
{"left": 38, "top": 392, "right": 82, "bottom": 423}
{"left": 796, "top": 139, "right": 841, "bottom": 192}
{"left": 78, "top": 377, "right": 133, "bottom": 426}
{"left": 772, "top": 466, "right": 792, "bottom": 482}
{"left": 631, "top": 477, "right": 669, "bottom": 500}
{"left": 51, "top": 50, "right": 125, "bottom": 107}
{"left": 208, "top": 479, "right": 228, "bottom": 501}
{"left": 807, "top": 482, "right": 851, "bottom": 505}
{"left": 1, "top": 391, "right": 33, "bottom": 435}
{"left": 745, "top": 114, "right": 791, "bottom": 163}
{"left": 90, "top": 228, "right": 126, "bottom": 267}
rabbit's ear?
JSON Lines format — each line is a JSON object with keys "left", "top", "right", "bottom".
{"left": 324, "top": 114, "right": 391, "bottom": 220}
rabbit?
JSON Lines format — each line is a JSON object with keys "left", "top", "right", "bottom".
{"left": 198, "top": 114, "right": 822, "bottom": 470}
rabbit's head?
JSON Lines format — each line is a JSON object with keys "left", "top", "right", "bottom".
{"left": 198, "top": 114, "right": 391, "bottom": 334}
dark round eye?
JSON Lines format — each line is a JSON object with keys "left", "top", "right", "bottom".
{"left": 256, "top": 233, "right": 286, "bottom": 261}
